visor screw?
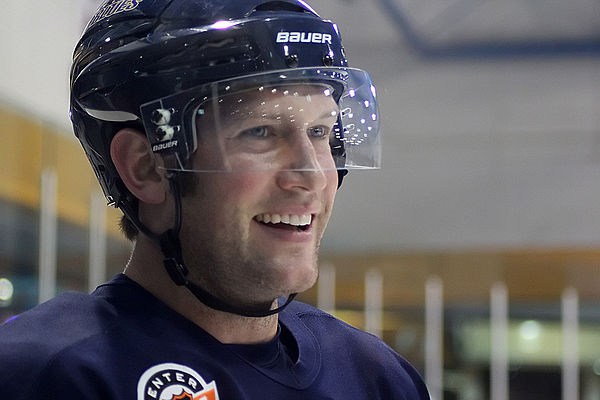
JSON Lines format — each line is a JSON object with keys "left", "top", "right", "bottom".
{"left": 151, "top": 108, "right": 173, "bottom": 125}
{"left": 155, "top": 125, "right": 179, "bottom": 141}
{"left": 322, "top": 54, "right": 334, "bottom": 66}
{"left": 285, "top": 54, "right": 299, "bottom": 68}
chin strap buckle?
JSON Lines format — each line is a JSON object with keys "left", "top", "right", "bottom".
{"left": 163, "top": 257, "right": 188, "bottom": 286}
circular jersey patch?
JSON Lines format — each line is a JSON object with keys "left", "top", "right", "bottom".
{"left": 137, "top": 363, "right": 220, "bottom": 400}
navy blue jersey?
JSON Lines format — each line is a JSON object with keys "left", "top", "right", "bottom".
{"left": 0, "top": 274, "right": 429, "bottom": 399}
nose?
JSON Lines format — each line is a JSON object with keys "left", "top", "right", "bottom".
{"left": 276, "top": 136, "right": 329, "bottom": 192}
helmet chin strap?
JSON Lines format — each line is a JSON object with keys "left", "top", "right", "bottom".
{"left": 124, "top": 173, "right": 297, "bottom": 318}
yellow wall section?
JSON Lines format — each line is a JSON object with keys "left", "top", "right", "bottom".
{"left": 1, "top": 107, "right": 43, "bottom": 208}
{"left": 0, "top": 106, "right": 124, "bottom": 238}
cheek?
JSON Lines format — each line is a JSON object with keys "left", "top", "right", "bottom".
{"left": 232, "top": 171, "right": 271, "bottom": 194}
{"left": 212, "top": 172, "right": 272, "bottom": 216}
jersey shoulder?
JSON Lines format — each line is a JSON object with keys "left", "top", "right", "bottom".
{"left": 0, "top": 291, "right": 120, "bottom": 397}
{"left": 0, "top": 290, "right": 118, "bottom": 348}
{"left": 283, "top": 301, "right": 430, "bottom": 399}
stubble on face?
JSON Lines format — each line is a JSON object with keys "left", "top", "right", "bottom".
{"left": 178, "top": 170, "right": 336, "bottom": 308}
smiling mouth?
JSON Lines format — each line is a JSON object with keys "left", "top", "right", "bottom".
{"left": 254, "top": 213, "right": 312, "bottom": 232}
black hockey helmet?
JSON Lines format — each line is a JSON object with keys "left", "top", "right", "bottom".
{"left": 70, "top": 0, "right": 380, "bottom": 214}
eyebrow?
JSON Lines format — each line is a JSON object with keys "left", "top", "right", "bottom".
{"left": 318, "top": 108, "right": 340, "bottom": 119}
{"left": 225, "top": 108, "right": 339, "bottom": 122}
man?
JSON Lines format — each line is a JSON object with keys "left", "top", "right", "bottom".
{"left": 0, "top": 0, "right": 429, "bottom": 398}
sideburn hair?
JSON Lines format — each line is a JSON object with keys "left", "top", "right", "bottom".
{"left": 119, "top": 172, "right": 199, "bottom": 241}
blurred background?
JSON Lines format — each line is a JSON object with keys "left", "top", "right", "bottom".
{"left": 1, "top": 1, "right": 600, "bottom": 399}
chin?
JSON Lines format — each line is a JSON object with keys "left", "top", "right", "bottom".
{"left": 270, "top": 257, "right": 319, "bottom": 296}
{"left": 290, "top": 269, "right": 319, "bottom": 294}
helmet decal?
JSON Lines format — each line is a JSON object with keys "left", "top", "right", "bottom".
{"left": 276, "top": 31, "right": 333, "bottom": 44}
{"left": 89, "top": 0, "right": 145, "bottom": 27}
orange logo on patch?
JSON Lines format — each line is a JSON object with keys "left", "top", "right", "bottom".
{"left": 171, "top": 386, "right": 218, "bottom": 400}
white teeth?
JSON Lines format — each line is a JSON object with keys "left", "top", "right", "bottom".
{"left": 255, "top": 213, "right": 312, "bottom": 226}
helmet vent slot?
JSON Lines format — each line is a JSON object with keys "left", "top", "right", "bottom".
{"left": 251, "top": 1, "right": 316, "bottom": 15}
{"left": 139, "top": 35, "right": 257, "bottom": 78}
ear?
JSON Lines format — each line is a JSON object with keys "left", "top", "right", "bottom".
{"left": 110, "top": 128, "right": 167, "bottom": 204}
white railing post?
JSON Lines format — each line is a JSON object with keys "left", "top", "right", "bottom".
{"left": 365, "top": 269, "right": 383, "bottom": 338}
{"left": 88, "top": 190, "right": 107, "bottom": 292}
{"left": 562, "top": 287, "right": 579, "bottom": 400}
{"left": 425, "top": 276, "right": 444, "bottom": 400}
{"left": 38, "top": 168, "right": 57, "bottom": 303}
{"left": 490, "top": 282, "right": 508, "bottom": 400}
{"left": 317, "top": 262, "right": 336, "bottom": 314}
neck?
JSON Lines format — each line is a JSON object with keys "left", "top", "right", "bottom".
{"left": 123, "top": 236, "right": 279, "bottom": 344}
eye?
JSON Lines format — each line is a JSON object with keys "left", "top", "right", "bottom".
{"left": 231, "top": 125, "right": 277, "bottom": 153}
{"left": 240, "top": 126, "right": 270, "bottom": 138}
{"left": 308, "top": 125, "right": 329, "bottom": 139}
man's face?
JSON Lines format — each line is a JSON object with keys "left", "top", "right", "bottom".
{"left": 179, "top": 85, "right": 339, "bottom": 307}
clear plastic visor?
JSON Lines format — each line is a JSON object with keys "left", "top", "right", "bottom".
{"left": 142, "top": 68, "right": 380, "bottom": 173}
